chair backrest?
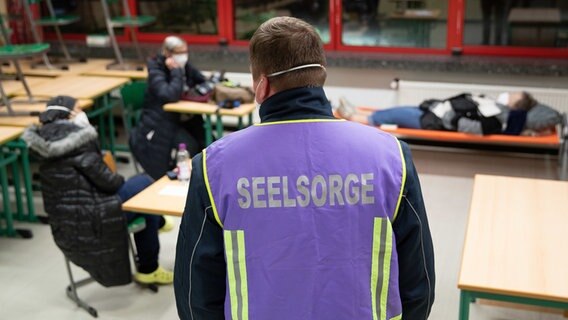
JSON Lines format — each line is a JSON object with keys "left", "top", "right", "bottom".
{"left": 120, "top": 81, "right": 147, "bottom": 129}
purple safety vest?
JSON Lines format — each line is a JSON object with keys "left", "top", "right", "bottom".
{"left": 204, "top": 119, "right": 406, "bottom": 320}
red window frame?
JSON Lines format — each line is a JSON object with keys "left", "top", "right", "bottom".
{"left": 40, "top": 0, "right": 567, "bottom": 59}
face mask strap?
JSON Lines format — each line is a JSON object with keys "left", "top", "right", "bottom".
{"left": 45, "top": 106, "right": 71, "bottom": 113}
{"left": 266, "top": 64, "right": 326, "bottom": 78}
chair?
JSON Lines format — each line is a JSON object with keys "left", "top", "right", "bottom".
{"left": 0, "top": 15, "right": 49, "bottom": 114}
{"left": 118, "top": 81, "right": 146, "bottom": 172}
{"left": 64, "top": 216, "right": 157, "bottom": 318}
{"left": 100, "top": 0, "right": 155, "bottom": 70}
{"left": 21, "top": 0, "right": 85, "bottom": 69}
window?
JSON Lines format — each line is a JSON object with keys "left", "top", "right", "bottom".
{"left": 463, "top": 0, "right": 568, "bottom": 47}
{"left": 341, "top": 0, "right": 448, "bottom": 48}
{"left": 137, "top": 0, "right": 218, "bottom": 35}
{"left": 233, "top": 0, "right": 330, "bottom": 43}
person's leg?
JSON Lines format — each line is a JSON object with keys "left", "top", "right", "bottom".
{"left": 368, "top": 106, "right": 423, "bottom": 129}
{"left": 180, "top": 115, "right": 207, "bottom": 154}
{"left": 119, "top": 174, "right": 164, "bottom": 274}
{"left": 173, "top": 126, "right": 202, "bottom": 158}
{"left": 125, "top": 212, "right": 162, "bottom": 274}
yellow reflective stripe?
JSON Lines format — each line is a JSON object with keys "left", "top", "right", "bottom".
{"left": 390, "top": 314, "right": 402, "bottom": 320}
{"left": 392, "top": 138, "right": 407, "bottom": 221}
{"left": 254, "top": 119, "right": 345, "bottom": 126}
{"left": 370, "top": 218, "right": 383, "bottom": 320}
{"left": 236, "top": 231, "right": 249, "bottom": 320}
{"left": 224, "top": 231, "right": 239, "bottom": 320}
{"left": 380, "top": 220, "right": 394, "bottom": 320}
{"left": 203, "top": 148, "right": 223, "bottom": 227}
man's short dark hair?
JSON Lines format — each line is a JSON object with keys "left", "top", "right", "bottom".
{"left": 249, "top": 17, "right": 327, "bottom": 91}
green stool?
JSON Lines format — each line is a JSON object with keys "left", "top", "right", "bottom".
{"left": 101, "top": 0, "right": 155, "bottom": 71}
{"left": 30, "top": 0, "right": 84, "bottom": 64}
{"left": 0, "top": 15, "right": 50, "bottom": 112}
{"left": 21, "top": 0, "right": 82, "bottom": 69}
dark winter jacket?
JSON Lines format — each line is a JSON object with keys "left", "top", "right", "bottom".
{"left": 22, "top": 121, "right": 131, "bottom": 287}
{"left": 130, "top": 54, "right": 206, "bottom": 179}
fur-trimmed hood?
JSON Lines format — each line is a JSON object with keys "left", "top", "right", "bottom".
{"left": 22, "top": 122, "right": 98, "bottom": 159}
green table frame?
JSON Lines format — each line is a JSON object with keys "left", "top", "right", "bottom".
{"left": 5, "top": 139, "right": 37, "bottom": 223}
{"left": 203, "top": 111, "right": 254, "bottom": 146}
{"left": 0, "top": 150, "right": 20, "bottom": 237}
{"left": 459, "top": 290, "right": 568, "bottom": 320}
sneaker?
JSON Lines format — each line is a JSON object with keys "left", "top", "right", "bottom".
{"left": 337, "top": 96, "right": 356, "bottom": 119}
{"left": 159, "top": 216, "right": 175, "bottom": 233}
{"left": 134, "top": 266, "right": 174, "bottom": 285}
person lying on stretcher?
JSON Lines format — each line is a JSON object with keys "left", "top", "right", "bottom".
{"left": 336, "top": 92, "right": 562, "bottom": 136}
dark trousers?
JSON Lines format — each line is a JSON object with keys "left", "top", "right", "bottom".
{"left": 174, "top": 115, "right": 207, "bottom": 157}
{"left": 118, "top": 174, "right": 162, "bottom": 274}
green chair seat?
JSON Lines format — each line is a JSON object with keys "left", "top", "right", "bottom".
{"left": 110, "top": 15, "right": 156, "bottom": 28}
{"left": 35, "top": 15, "right": 80, "bottom": 26}
{"left": 0, "top": 43, "right": 50, "bottom": 60}
{"left": 127, "top": 216, "right": 146, "bottom": 234}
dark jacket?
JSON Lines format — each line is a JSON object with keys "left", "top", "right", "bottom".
{"left": 130, "top": 54, "right": 206, "bottom": 179}
{"left": 23, "top": 121, "right": 131, "bottom": 287}
{"left": 174, "top": 87, "right": 436, "bottom": 319}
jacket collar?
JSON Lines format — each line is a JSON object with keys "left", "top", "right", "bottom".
{"left": 22, "top": 122, "right": 98, "bottom": 159}
{"left": 259, "top": 86, "right": 335, "bottom": 123}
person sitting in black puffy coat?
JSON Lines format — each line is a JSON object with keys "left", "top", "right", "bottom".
{"left": 130, "top": 36, "right": 207, "bottom": 179}
{"left": 23, "top": 96, "right": 174, "bottom": 286}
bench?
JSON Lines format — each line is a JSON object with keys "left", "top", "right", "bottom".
{"left": 366, "top": 80, "right": 568, "bottom": 179}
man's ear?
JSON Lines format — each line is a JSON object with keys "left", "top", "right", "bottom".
{"left": 256, "top": 76, "right": 270, "bottom": 104}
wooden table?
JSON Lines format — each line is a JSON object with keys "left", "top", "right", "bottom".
{"left": 0, "top": 127, "right": 25, "bottom": 144}
{"left": 13, "top": 75, "right": 130, "bottom": 154}
{"left": 13, "top": 75, "right": 129, "bottom": 99}
{"left": 164, "top": 101, "right": 255, "bottom": 145}
{"left": 458, "top": 175, "right": 568, "bottom": 319}
{"left": 82, "top": 67, "right": 148, "bottom": 81}
{"left": 122, "top": 176, "right": 189, "bottom": 216}
{"left": 1, "top": 59, "right": 114, "bottom": 77}
{"left": 1, "top": 77, "right": 49, "bottom": 96}
{"left": 0, "top": 97, "right": 93, "bottom": 127}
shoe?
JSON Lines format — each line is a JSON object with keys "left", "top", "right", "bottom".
{"left": 134, "top": 266, "right": 174, "bottom": 285}
{"left": 337, "top": 96, "right": 356, "bottom": 119}
{"left": 159, "top": 216, "right": 174, "bottom": 233}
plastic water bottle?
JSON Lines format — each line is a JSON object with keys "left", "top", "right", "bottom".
{"left": 177, "top": 143, "right": 192, "bottom": 182}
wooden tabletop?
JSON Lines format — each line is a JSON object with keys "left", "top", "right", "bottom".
{"left": 13, "top": 75, "right": 130, "bottom": 100}
{"left": 164, "top": 101, "right": 255, "bottom": 117}
{"left": 458, "top": 175, "right": 568, "bottom": 303}
{"left": 1, "top": 77, "right": 50, "bottom": 96}
{"left": 82, "top": 67, "right": 148, "bottom": 80}
{"left": 0, "top": 126, "right": 25, "bottom": 145}
{"left": 1, "top": 59, "right": 114, "bottom": 77}
{"left": 122, "top": 176, "right": 189, "bottom": 216}
{"left": 0, "top": 97, "right": 93, "bottom": 127}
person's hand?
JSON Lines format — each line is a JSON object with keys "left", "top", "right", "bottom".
{"left": 165, "top": 57, "right": 180, "bottom": 70}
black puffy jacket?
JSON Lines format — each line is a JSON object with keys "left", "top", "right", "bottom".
{"left": 22, "top": 121, "right": 131, "bottom": 287}
{"left": 130, "top": 54, "right": 206, "bottom": 179}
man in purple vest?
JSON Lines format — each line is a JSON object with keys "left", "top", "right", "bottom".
{"left": 174, "top": 17, "right": 435, "bottom": 320}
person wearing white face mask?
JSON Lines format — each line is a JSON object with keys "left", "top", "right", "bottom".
{"left": 130, "top": 35, "right": 208, "bottom": 180}
{"left": 22, "top": 95, "right": 176, "bottom": 286}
